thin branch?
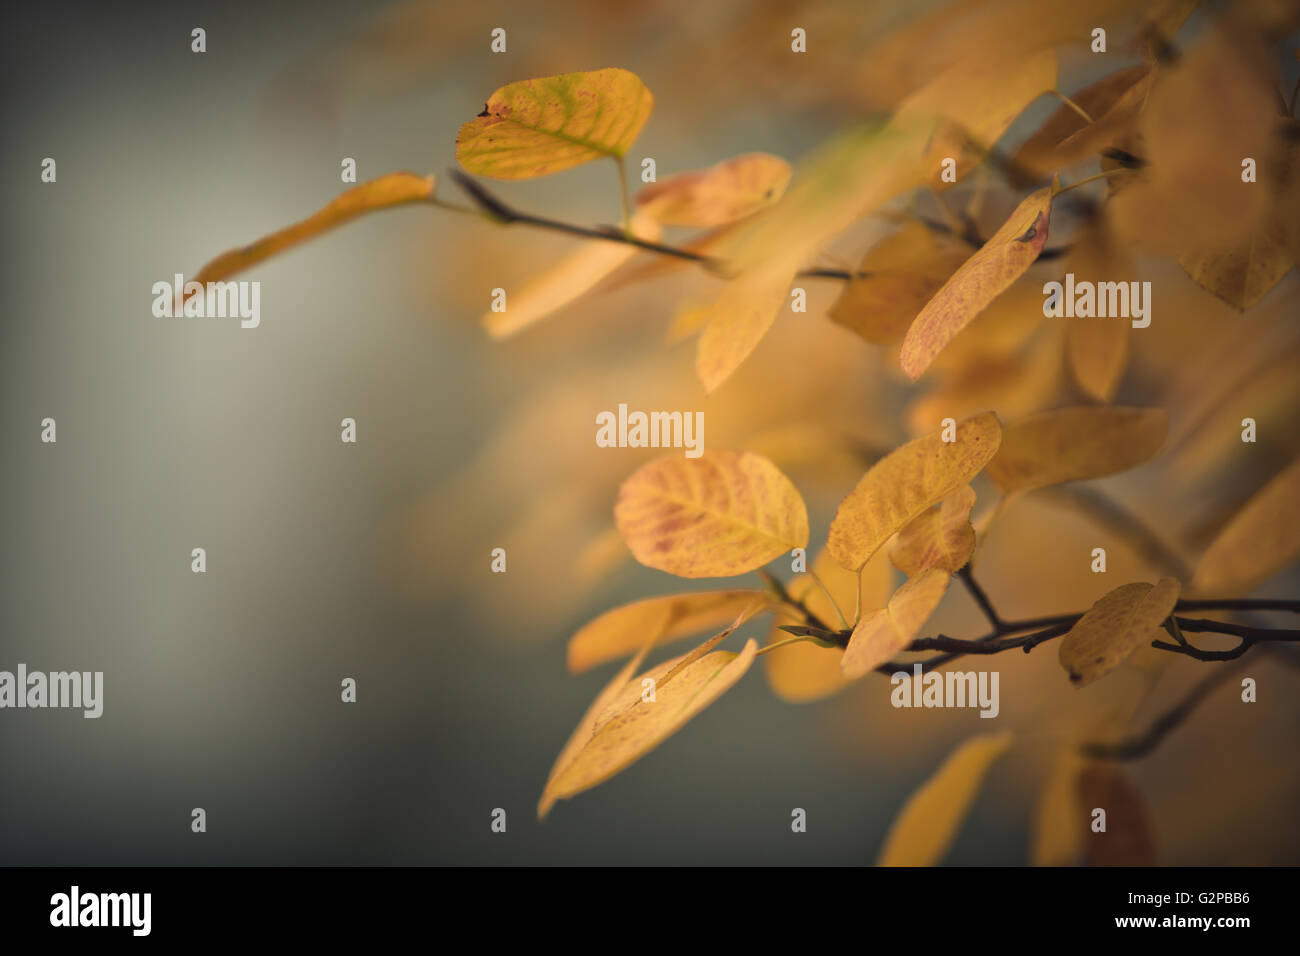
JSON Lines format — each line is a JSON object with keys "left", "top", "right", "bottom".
{"left": 1081, "top": 659, "right": 1249, "bottom": 761}
{"left": 450, "top": 169, "right": 1074, "bottom": 283}
{"left": 957, "top": 565, "right": 1003, "bottom": 629}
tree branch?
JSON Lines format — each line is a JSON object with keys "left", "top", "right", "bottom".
{"left": 449, "top": 169, "right": 1073, "bottom": 282}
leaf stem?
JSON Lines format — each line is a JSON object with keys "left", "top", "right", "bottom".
{"left": 1048, "top": 89, "right": 1095, "bottom": 125}
{"left": 1053, "top": 167, "right": 1131, "bottom": 196}
{"left": 615, "top": 156, "right": 632, "bottom": 234}
{"left": 808, "top": 568, "right": 850, "bottom": 630}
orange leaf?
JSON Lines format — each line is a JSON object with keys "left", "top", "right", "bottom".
{"left": 841, "top": 568, "right": 951, "bottom": 679}
{"left": 827, "top": 412, "right": 1001, "bottom": 571}
{"left": 188, "top": 172, "right": 435, "bottom": 291}
{"left": 614, "top": 452, "right": 809, "bottom": 578}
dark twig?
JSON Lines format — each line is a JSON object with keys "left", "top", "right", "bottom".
{"left": 1082, "top": 659, "right": 1249, "bottom": 761}
{"left": 450, "top": 169, "right": 1072, "bottom": 281}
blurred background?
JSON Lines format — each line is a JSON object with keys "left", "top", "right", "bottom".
{"left": 1, "top": 0, "right": 1297, "bottom": 865}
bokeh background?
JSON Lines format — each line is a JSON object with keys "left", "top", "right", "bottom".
{"left": 2, "top": 0, "right": 1298, "bottom": 865}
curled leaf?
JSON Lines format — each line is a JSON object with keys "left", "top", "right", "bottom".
{"left": 841, "top": 568, "right": 951, "bottom": 679}
{"left": 900, "top": 187, "right": 1053, "bottom": 380}
{"left": 188, "top": 172, "right": 435, "bottom": 290}
{"left": 1058, "top": 578, "right": 1181, "bottom": 687}
{"left": 635, "top": 152, "right": 792, "bottom": 228}
{"left": 1192, "top": 457, "right": 1300, "bottom": 594}
{"left": 615, "top": 451, "right": 810, "bottom": 578}
{"left": 877, "top": 732, "right": 1013, "bottom": 866}
{"left": 986, "top": 406, "right": 1167, "bottom": 493}
{"left": 457, "top": 68, "right": 653, "bottom": 179}
{"left": 827, "top": 412, "right": 1001, "bottom": 571}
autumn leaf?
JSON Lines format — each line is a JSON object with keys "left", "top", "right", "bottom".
{"left": 635, "top": 153, "right": 792, "bottom": 228}
{"left": 1031, "top": 749, "right": 1087, "bottom": 866}
{"left": 985, "top": 406, "right": 1167, "bottom": 493}
{"left": 829, "top": 223, "right": 973, "bottom": 345}
{"left": 890, "top": 485, "right": 977, "bottom": 577}
{"left": 1178, "top": 211, "right": 1295, "bottom": 311}
{"left": 540, "top": 633, "right": 758, "bottom": 815}
{"left": 827, "top": 412, "right": 1001, "bottom": 571}
{"left": 695, "top": 261, "right": 799, "bottom": 394}
{"left": 841, "top": 568, "right": 951, "bottom": 679}
{"left": 899, "top": 187, "right": 1053, "bottom": 380}
{"left": 877, "top": 732, "right": 1013, "bottom": 866}
{"left": 456, "top": 68, "right": 653, "bottom": 180}
{"left": 1058, "top": 578, "right": 1181, "bottom": 686}
{"left": 567, "top": 588, "right": 772, "bottom": 674}
{"left": 538, "top": 635, "right": 656, "bottom": 820}
{"left": 889, "top": 49, "right": 1057, "bottom": 188}
{"left": 690, "top": 120, "right": 934, "bottom": 392}
{"left": 614, "top": 451, "right": 809, "bottom": 578}
{"left": 1011, "top": 66, "right": 1152, "bottom": 179}
{"left": 1114, "top": 25, "right": 1277, "bottom": 251}
{"left": 1078, "top": 763, "right": 1157, "bottom": 865}
{"left": 482, "top": 210, "right": 662, "bottom": 339}
{"left": 1066, "top": 224, "right": 1133, "bottom": 401}
{"left": 1192, "top": 457, "right": 1300, "bottom": 594}
{"left": 764, "top": 548, "right": 893, "bottom": 703}
{"left": 187, "top": 172, "right": 436, "bottom": 291}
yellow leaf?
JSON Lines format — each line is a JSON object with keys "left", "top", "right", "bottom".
{"left": 1192, "top": 457, "right": 1300, "bottom": 594}
{"left": 891, "top": 485, "right": 978, "bottom": 577}
{"left": 1011, "top": 66, "right": 1152, "bottom": 178}
{"left": 1065, "top": 224, "right": 1133, "bottom": 401}
{"left": 482, "top": 210, "right": 661, "bottom": 339}
{"left": 695, "top": 260, "right": 798, "bottom": 394}
{"left": 541, "top": 635, "right": 759, "bottom": 814}
{"left": 827, "top": 412, "right": 1002, "bottom": 571}
{"left": 877, "top": 732, "right": 1013, "bottom": 866}
{"left": 841, "top": 568, "right": 951, "bottom": 679}
{"left": 986, "top": 406, "right": 1167, "bottom": 493}
{"left": 538, "top": 637, "right": 654, "bottom": 820}
{"left": 188, "top": 172, "right": 435, "bottom": 290}
{"left": 900, "top": 187, "right": 1054, "bottom": 380}
{"left": 893, "top": 50, "right": 1058, "bottom": 188}
{"left": 1031, "top": 749, "right": 1087, "bottom": 866}
{"left": 829, "top": 223, "right": 973, "bottom": 345}
{"left": 688, "top": 120, "right": 934, "bottom": 392}
{"left": 1058, "top": 578, "right": 1181, "bottom": 687}
{"left": 567, "top": 589, "right": 772, "bottom": 674}
{"left": 456, "top": 68, "right": 653, "bottom": 180}
{"left": 764, "top": 547, "right": 893, "bottom": 703}
{"left": 614, "top": 451, "right": 810, "bottom": 578}
{"left": 635, "top": 153, "right": 792, "bottom": 228}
